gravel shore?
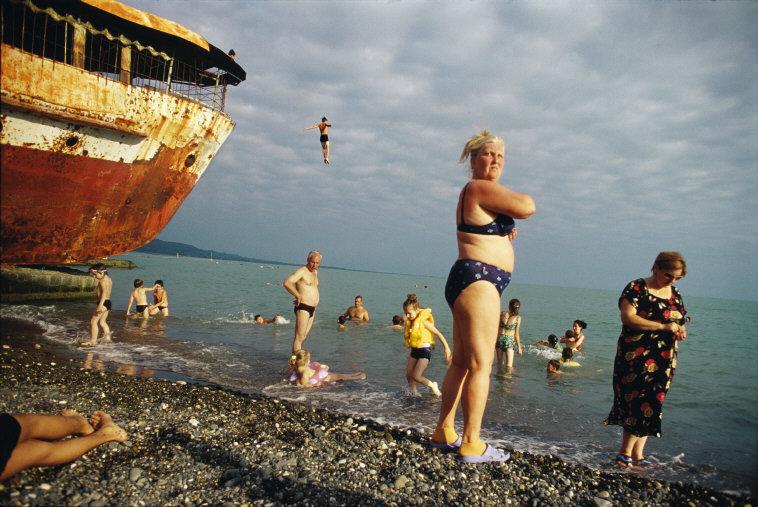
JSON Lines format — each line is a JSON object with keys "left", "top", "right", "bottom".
{"left": 0, "top": 343, "right": 752, "bottom": 507}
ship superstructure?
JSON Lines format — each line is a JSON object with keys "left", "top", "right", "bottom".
{"left": 1, "top": 0, "right": 246, "bottom": 264}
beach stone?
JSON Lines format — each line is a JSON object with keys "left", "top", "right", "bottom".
{"left": 598, "top": 490, "right": 611, "bottom": 499}
{"left": 594, "top": 498, "right": 612, "bottom": 507}
{"left": 129, "top": 468, "right": 143, "bottom": 482}
{"left": 394, "top": 475, "right": 411, "bottom": 489}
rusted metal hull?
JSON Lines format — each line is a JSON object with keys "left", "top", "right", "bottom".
{"left": 1, "top": 43, "right": 236, "bottom": 264}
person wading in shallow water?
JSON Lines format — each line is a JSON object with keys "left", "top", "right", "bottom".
{"left": 283, "top": 251, "right": 322, "bottom": 353}
{"left": 604, "top": 251, "right": 688, "bottom": 468}
{"left": 339, "top": 295, "right": 370, "bottom": 323}
{"left": 80, "top": 264, "right": 112, "bottom": 347}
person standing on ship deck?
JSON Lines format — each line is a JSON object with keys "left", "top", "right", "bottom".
{"left": 283, "top": 251, "right": 322, "bottom": 353}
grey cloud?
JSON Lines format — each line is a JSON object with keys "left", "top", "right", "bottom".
{"left": 132, "top": 0, "right": 757, "bottom": 299}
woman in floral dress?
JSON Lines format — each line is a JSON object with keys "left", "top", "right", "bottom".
{"left": 605, "top": 251, "right": 688, "bottom": 467}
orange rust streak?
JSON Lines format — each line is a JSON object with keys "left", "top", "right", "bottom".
{"left": 81, "top": 0, "right": 210, "bottom": 51}
{"left": 0, "top": 145, "right": 198, "bottom": 264}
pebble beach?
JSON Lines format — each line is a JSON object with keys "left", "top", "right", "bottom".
{"left": 0, "top": 337, "right": 752, "bottom": 507}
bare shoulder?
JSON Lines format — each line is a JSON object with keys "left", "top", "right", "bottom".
{"left": 288, "top": 266, "right": 308, "bottom": 279}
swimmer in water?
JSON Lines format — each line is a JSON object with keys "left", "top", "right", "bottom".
{"left": 535, "top": 334, "right": 559, "bottom": 349}
{"left": 559, "top": 347, "right": 581, "bottom": 367}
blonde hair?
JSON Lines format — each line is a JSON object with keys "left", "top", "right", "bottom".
{"left": 403, "top": 293, "right": 420, "bottom": 311}
{"left": 289, "top": 349, "right": 310, "bottom": 370}
{"left": 459, "top": 130, "right": 505, "bottom": 164}
{"left": 652, "top": 251, "right": 687, "bottom": 277}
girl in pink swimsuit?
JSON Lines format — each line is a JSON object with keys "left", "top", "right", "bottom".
{"left": 288, "top": 350, "right": 366, "bottom": 387}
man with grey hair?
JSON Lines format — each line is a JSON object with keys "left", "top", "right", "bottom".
{"left": 283, "top": 250, "right": 322, "bottom": 352}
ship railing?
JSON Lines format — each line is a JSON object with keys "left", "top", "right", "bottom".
{"left": 1, "top": 0, "right": 232, "bottom": 113}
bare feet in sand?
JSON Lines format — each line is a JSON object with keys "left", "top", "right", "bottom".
{"left": 429, "top": 381, "right": 442, "bottom": 397}
{"left": 100, "top": 332, "right": 113, "bottom": 344}
{"left": 60, "top": 408, "right": 95, "bottom": 435}
{"left": 90, "top": 411, "right": 128, "bottom": 443}
{"left": 79, "top": 340, "right": 97, "bottom": 347}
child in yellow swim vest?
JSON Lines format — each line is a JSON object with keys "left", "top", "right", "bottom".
{"left": 559, "top": 346, "right": 581, "bottom": 368}
{"left": 403, "top": 293, "right": 451, "bottom": 396}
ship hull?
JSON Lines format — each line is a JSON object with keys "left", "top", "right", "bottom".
{"left": 1, "top": 43, "right": 236, "bottom": 264}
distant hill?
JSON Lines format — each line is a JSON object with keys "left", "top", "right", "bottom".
{"left": 135, "top": 239, "right": 293, "bottom": 266}
{"left": 136, "top": 239, "right": 404, "bottom": 275}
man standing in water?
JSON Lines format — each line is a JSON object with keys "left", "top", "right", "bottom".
{"left": 80, "top": 264, "right": 112, "bottom": 346}
{"left": 283, "top": 251, "right": 321, "bottom": 352}
{"left": 339, "top": 295, "right": 370, "bottom": 322}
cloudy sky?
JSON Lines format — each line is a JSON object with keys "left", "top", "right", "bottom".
{"left": 132, "top": 0, "right": 757, "bottom": 301}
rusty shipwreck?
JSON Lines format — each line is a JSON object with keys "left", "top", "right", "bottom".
{"left": 0, "top": 0, "right": 246, "bottom": 264}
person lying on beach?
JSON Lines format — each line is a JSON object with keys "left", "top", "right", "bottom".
{"left": 0, "top": 409, "right": 127, "bottom": 481}
{"left": 535, "top": 334, "right": 559, "bottom": 349}
{"left": 288, "top": 349, "right": 366, "bottom": 387}
{"left": 304, "top": 116, "right": 332, "bottom": 164}
{"left": 403, "top": 293, "right": 451, "bottom": 397}
{"left": 148, "top": 280, "right": 169, "bottom": 316}
{"left": 80, "top": 264, "right": 112, "bottom": 347}
{"left": 561, "top": 320, "right": 587, "bottom": 351}
{"left": 559, "top": 347, "right": 581, "bottom": 367}
{"left": 339, "top": 295, "right": 370, "bottom": 322}
{"left": 126, "top": 279, "right": 154, "bottom": 319}
{"left": 546, "top": 359, "right": 562, "bottom": 375}
{"left": 283, "top": 251, "right": 321, "bottom": 352}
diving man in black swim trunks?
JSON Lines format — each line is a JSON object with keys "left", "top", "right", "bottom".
{"left": 304, "top": 117, "right": 331, "bottom": 164}
{"left": 283, "top": 251, "right": 322, "bottom": 353}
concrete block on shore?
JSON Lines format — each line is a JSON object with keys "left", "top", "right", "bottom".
{"left": 0, "top": 265, "right": 95, "bottom": 302}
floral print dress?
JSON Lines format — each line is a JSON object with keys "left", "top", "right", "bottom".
{"left": 605, "top": 278, "right": 687, "bottom": 437}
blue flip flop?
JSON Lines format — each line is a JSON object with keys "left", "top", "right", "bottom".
{"left": 459, "top": 444, "right": 511, "bottom": 463}
{"left": 633, "top": 457, "right": 652, "bottom": 466}
{"left": 431, "top": 435, "right": 462, "bottom": 450}
{"left": 615, "top": 454, "right": 633, "bottom": 466}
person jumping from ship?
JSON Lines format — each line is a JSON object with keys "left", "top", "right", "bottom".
{"left": 304, "top": 116, "right": 332, "bottom": 164}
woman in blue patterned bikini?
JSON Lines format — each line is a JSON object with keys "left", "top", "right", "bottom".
{"left": 431, "top": 130, "right": 535, "bottom": 463}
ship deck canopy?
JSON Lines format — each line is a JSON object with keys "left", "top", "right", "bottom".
{"left": 26, "top": 0, "right": 245, "bottom": 85}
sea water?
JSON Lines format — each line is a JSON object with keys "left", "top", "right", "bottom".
{"left": 1, "top": 251, "right": 756, "bottom": 496}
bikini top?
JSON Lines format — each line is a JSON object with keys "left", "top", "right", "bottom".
{"left": 457, "top": 183, "right": 515, "bottom": 236}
